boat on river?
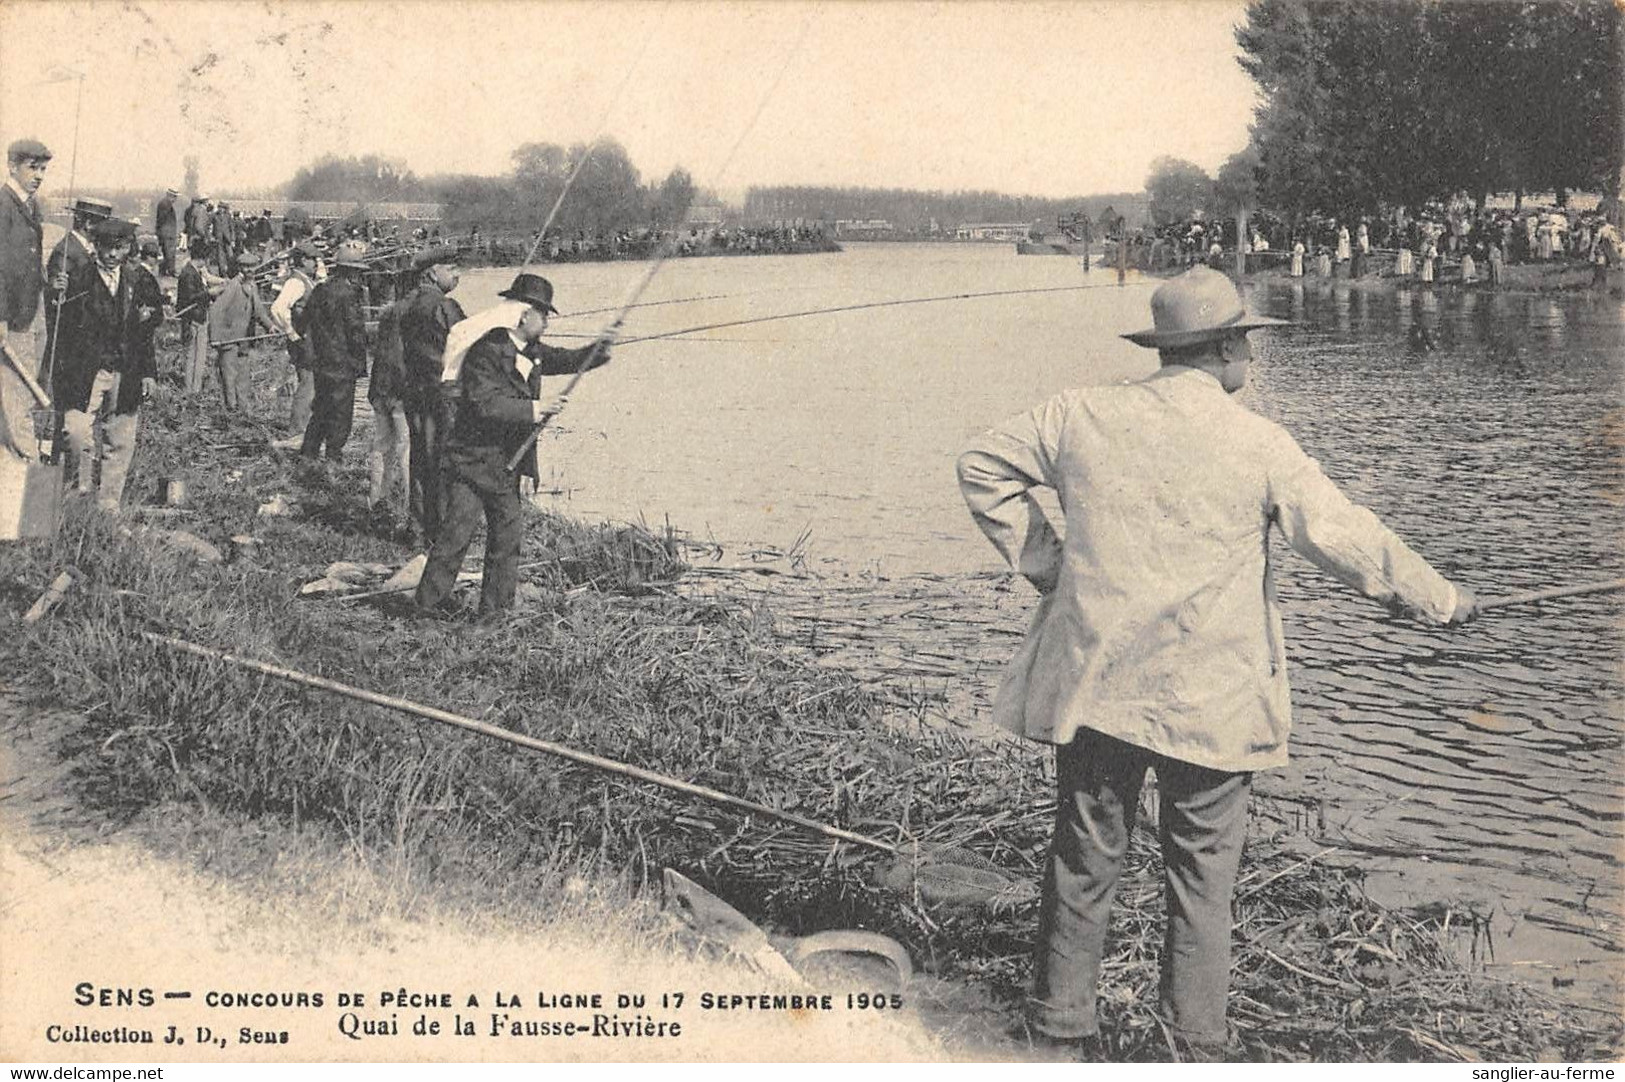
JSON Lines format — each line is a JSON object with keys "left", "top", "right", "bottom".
{"left": 1016, "top": 212, "right": 1095, "bottom": 258}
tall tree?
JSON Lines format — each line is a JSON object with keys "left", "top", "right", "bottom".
{"left": 1145, "top": 157, "right": 1215, "bottom": 225}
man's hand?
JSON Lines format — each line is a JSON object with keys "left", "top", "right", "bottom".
{"left": 51, "top": 272, "right": 68, "bottom": 294}
{"left": 90, "top": 370, "right": 119, "bottom": 410}
{"left": 1448, "top": 585, "right": 1479, "bottom": 626}
{"left": 531, "top": 393, "right": 568, "bottom": 422}
{"left": 141, "top": 377, "right": 158, "bottom": 400}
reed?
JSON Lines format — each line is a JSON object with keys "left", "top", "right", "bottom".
{"left": 0, "top": 338, "right": 1615, "bottom": 1062}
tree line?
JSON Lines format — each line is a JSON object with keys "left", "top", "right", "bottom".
{"left": 1146, "top": 0, "right": 1621, "bottom": 228}
{"left": 281, "top": 141, "right": 701, "bottom": 237}
{"left": 741, "top": 186, "right": 1141, "bottom": 231}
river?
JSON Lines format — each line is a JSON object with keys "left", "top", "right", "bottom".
{"left": 451, "top": 243, "right": 1624, "bottom": 996}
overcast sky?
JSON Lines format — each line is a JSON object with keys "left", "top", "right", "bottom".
{"left": 0, "top": 0, "right": 1260, "bottom": 201}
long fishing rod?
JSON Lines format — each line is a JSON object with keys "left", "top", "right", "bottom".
{"left": 517, "top": 4, "right": 669, "bottom": 272}
{"left": 542, "top": 280, "right": 1155, "bottom": 344}
{"left": 503, "top": 16, "right": 814, "bottom": 474}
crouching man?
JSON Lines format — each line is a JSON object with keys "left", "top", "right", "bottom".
{"left": 55, "top": 218, "right": 161, "bottom": 510}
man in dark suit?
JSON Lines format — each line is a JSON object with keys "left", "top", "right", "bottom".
{"left": 397, "top": 245, "right": 464, "bottom": 544}
{"left": 414, "top": 273, "right": 612, "bottom": 616}
{"left": 0, "top": 138, "right": 51, "bottom": 457}
{"left": 154, "top": 188, "right": 179, "bottom": 276}
{"left": 298, "top": 241, "right": 369, "bottom": 466}
{"left": 185, "top": 194, "right": 211, "bottom": 256}
{"left": 54, "top": 218, "right": 161, "bottom": 510}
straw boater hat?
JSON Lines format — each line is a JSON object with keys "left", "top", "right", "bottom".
{"left": 498, "top": 272, "right": 558, "bottom": 314}
{"left": 72, "top": 197, "right": 114, "bottom": 222}
{"left": 1121, "top": 266, "right": 1287, "bottom": 349}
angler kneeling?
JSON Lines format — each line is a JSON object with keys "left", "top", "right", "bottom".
{"left": 414, "top": 273, "right": 612, "bottom": 617}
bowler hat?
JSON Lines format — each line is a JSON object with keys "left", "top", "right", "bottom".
{"left": 498, "top": 272, "right": 558, "bottom": 314}
{"left": 90, "top": 218, "right": 135, "bottom": 245}
{"left": 1121, "top": 266, "right": 1288, "bottom": 349}
{"left": 411, "top": 245, "right": 458, "bottom": 271}
{"left": 7, "top": 138, "right": 52, "bottom": 163}
{"left": 72, "top": 197, "right": 114, "bottom": 221}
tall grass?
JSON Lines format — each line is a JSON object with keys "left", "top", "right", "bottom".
{"left": 0, "top": 343, "right": 1617, "bottom": 1061}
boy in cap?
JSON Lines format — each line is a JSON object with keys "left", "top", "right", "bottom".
{"left": 959, "top": 266, "right": 1478, "bottom": 1058}
{"left": 414, "top": 273, "right": 613, "bottom": 616}
{"left": 206, "top": 251, "right": 274, "bottom": 414}
{"left": 54, "top": 218, "right": 161, "bottom": 510}
{"left": 0, "top": 138, "right": 52, "bottom": 457}
{"left": 174, "top": 245, "right": 222, "bottom": 395}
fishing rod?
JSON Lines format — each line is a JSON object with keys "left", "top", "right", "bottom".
{"left": 542, "top": 280, "right": 1155, "bottom": 345}
{"left": 503, "top": 16, "right": 813, "bottom": 474}
{"left": 517, "top": 4, "right": 668, "bottom": 272}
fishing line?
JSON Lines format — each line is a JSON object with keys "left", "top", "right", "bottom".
{"left": 505, "top": 14, "right": 816, "bottom": 473}
{"left": 542, "top": 279, "right": 1158, "bottom": 344}
{"left": 519, "top": 2, "right": 671, "bottom": 271}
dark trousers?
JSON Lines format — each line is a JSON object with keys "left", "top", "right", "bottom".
{"left": 158, "top": 232, "right": 178, "bottom": 277}
{"left": 403, "top": 395, "right": 446, "bottom": 545}
{"left": 300, "top": 374, "right": 355, "bottom": 460}
{"left": 1030, "top": 728, "right": 1251, "bottom": 1049}
{"left": 415, "top": 453, "right": 523, "bottom": 614}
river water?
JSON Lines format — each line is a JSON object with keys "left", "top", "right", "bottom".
{"left": 453, "top": 244, "right": 1624, "bottom": 990}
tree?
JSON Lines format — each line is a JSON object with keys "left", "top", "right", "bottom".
{"left": 285, "top": 154, "right": 421, "bottom": 203}
{"left": 1213, "top": 148, "right": 1260, "bottom": 214}
{"left": 650, "top": 167, "right": 695, "bottom": 227}
{"left": 183, "top": 155, "right": 200, "bottom": 200}
{"left": 1145, "top": 157, "right": 1214, "bottom": 226}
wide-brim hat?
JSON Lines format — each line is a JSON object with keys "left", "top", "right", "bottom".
{"left": 1121, "top": 266, "right": 1288, "bottom": 348}
{"left": 73, "top": 197, "right": 114, "bottom": 221}
{"left": 411, "top": 245, "right": 459, "bottom": 272}
{"left": 498, "top": 272, "right": 558, "bottom": 314}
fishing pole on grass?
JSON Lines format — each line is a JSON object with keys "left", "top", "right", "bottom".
{"left": 503, "top": 16, "right": 815, "bottom": 475}
{"left": 137, "top": 630, "right": 1014, "bottom": 907}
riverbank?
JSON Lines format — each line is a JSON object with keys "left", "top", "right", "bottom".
{"left": 0, "top": 327, "right": 1618, "bottom": 1062}
{"left": 447, "top": 236, "right": 842, "bottom": 269}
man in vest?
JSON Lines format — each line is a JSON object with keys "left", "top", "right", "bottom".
{"left": 268, "top": 243, "right": 318, "bottom": 446}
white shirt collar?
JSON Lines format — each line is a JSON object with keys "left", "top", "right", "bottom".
{"left": 508, "top": 329, "right": 536, "bottom": 380}
{"left": 5, "top": 178, "right": 33, "bottom": 205}
{"left": 97, "top": 262, "right": 121, "bottom": 293}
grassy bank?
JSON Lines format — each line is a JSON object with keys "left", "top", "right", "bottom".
{"left": 0, "top": 327, "right": 1617, "bottom": 1061}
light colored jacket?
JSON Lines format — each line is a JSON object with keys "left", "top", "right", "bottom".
{"left": 957, "top": 366, "right": 1459, "bottom": 772}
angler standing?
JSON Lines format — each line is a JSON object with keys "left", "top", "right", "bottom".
{"left": 0, "top": 138, "right": 51, "bottom": 457}
{"left": 958, "top": 267, "right": 1478, "bottom": 1059}
{"left": 268, "top": 243, "right": 318, "bottom": 445}
{"left": 173, "top": 245, "right": 220, "bottom": 395}
{"left": 54, "top": 218, "right": 161, "bottom": 510}
{"left": 297, "top": 240, "right": 369, "bottom": 471}
{"left": 206, "top": 251, "right": 273, "bottom": 415}
{"left": 154, "top": 187, "right": 179, "bottom": 276}
{"left": 397, "top": 245, "right": 464, "bottom": 544}
{"left": 414, "top": 273, "right": 611, "bottom": 617}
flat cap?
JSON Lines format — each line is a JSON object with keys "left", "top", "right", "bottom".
{"left": 7, "top": 138, "right": 52, "bottom": 162}
{"left": 90, "top": 218, "right": 136, "bottom": 244}
{"left": 237, "top": 251, "right": 260, "bottom": 268}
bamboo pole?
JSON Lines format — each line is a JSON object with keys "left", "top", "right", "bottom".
{"left": 1480, "top": 578, "right": 1625, "bottom": 611}
{"left": 140, "top": 631, "right": 902, "bottom": 856}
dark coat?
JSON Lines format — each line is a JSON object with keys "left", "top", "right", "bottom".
{"left": 185, "top": 201, "right": 211, "bottom": 242}
{"left": 369, "top": 299, "right": 407, "bottom": 404}
{"left": 446, "top": 328, "right": 604, "bottom": 481}
{"left": 155, "top": 194, "right": 178, "bottom": 238}
{"left": 302, "top": 274, "right": 367, "bottom": 380}
{"left": 0, "top": 185, "right": 43, "bottom": 328}
{"left": 399, "top": 282, "right": 465, "bottom": 398}
{"left": 45, "top": 232, "right": 95, "bottom": 305}
{"left": 54, "top": 260, "right": 163, "bottom": 414}
{"left": 176, "top": 261, "right": 210, "bottom": 324}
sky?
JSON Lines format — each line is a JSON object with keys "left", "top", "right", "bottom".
{"left": 0, "top": 0, "right": 1261, "bottom": 202}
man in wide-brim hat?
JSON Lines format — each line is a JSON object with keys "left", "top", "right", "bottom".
{"left": 414, "top": 271, "right": 613, "bottom": 616}
{"left": 958, "top": 266, "right": 1478, "bottom": 1058}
